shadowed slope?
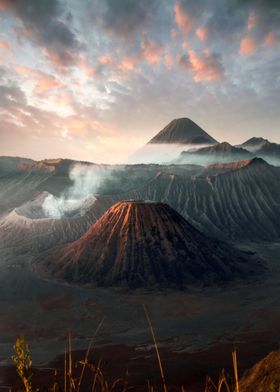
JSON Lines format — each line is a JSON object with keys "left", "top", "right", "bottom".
{"left": 177, "top": 142, "right": 253, "bottom": 164}
{"left": 38, "top": 201, "right": 262, "bottom": 289}
{"left": 121, "top": 158, "right": 280, "bottom": 241}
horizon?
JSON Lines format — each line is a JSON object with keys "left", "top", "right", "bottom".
{"left": 0, "top": 0, "right": 279, "bottom": 163}
{"left": 0, "top": 116, "right": 278, "bottom": 164}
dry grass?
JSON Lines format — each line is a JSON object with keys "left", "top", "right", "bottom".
{"left": 6, "top": 311, "right": 250, "bottom": 392}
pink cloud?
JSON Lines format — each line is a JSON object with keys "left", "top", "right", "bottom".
{"left": 118, "top": 55, "right": 139, "bottom": 72}
{"left": 43, "top": 48, "right": 80, "bottom": 75}
{"left": 141, "top": 39, "right": 164, "bottom": 65}
{"left": 179, "top": 50, "right": 224, "bottom": 82}
{"left": 98, "top": 55, "right": 113, "bottom": 65}
{"left": 0, "top": 0, "right": 10, "bottom": 10}
{"left": 264, "top": 32, "right": 277, "bottom": 47}
{"left": 0, "top": 40, "right": 10, "bottom": 49}
{"left": 14, "top": 65, "right": 63, "bottom": 94}
{"left": 196, "top": 27, "right": 208, "bottom": 42}
{"left": 174, "top": 3, "right": 194, "bottom": 35}
{"left": 239, "top": 35, "right": 258, "bottom": 56}
{"left": 33, "top": 74, "right": 62, "bottom": 95}
{"left": 14, "top": 65, "right": 32, "bottom": 74}
{"left": 77, "top": 56, "right": 96, "bottom": 77}
{"left": 247, "top": 11, "right": 257, "bottom": 31}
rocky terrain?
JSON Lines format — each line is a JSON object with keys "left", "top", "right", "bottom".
{"left": 37, "top": 201, "right": 262, "bottom": 288}
{"left": 0, "top": 117, "right": 279, "bottom": 390}
{"left": 118, "top": 158, "right": 280, "bottom": 241}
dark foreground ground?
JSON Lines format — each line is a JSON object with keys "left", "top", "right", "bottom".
{"left": 0, "top": 242, "right": 279, "bottom": 391}
{"left": 1, "top": 331, "right": 279, "bottom": 391}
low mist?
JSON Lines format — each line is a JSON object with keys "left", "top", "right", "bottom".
{"left": 126, "top": 143, "right": 209, "bottom": 164}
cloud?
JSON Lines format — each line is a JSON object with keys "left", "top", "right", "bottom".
{"left": 118, "top": 55, "right": 140, "bottom": 73}
{"left": 247, "top": 11, "right": 257, "bottom": 31}
{"left": 164, "top": 54, "right": 174, "bottom": 70}
{"left": 141, "top": 39, "right": 164, "bottom": 65}
{"left": 1, "top": 0, "right": 83, "bottom": 70}
{"left": 14, "top": 65, "right": 63, "bottom": 95}
{"left": 179, "top": 49, "right": 224, "bottom": 82}
{"left": 98, "top": 55, "right": 113, "bottom": 65}
{"left": 196, "top": 27, "right": 208, "bottom": 42}
{"left": 97, "top": 0, "right": 152, "bottom": 39}
{"left": 33, "top": 74, "right": 63, "bottom": 95}
{"left": 174, "top": 3, "right": 194, "bottom": 35}
{"left": 239, "top": 35, "right": 258, "bottom": 56}
{"left": 0, "top": 84, "right": 27, "bottom": 108}
{"left": 264, "top": 32, "right": 277, "bottom": 47}
{"left": 0, "top": 0, "right": 280, "bottom": 162}
{"left": 0, "top": 41, "right": 10, "bottom": 49}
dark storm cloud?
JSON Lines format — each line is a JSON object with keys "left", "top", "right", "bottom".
{"left": 235, "top": 0, "right": 280, "bottom": 13}
{"left": 95, "top": 0, "right": 160, "bottom": 38}
{"left": 3, "top": 0, "right": 83, "bottom": 67}
{"left": 177, "top": 0, "right": 280, "bottom": 43}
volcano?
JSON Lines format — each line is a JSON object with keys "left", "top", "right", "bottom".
{"left": 240, "top": 137, "right": 269, "bottom": 150}
{"left": 0, "top": 192, "right": 112, "bottom": 252}
{"left": 148, "top": 118, "right": 217, "bottom": 145}
{"left": 177, "top": 142, "right": 253, "bottom": 164}
{"left": 38, "top": 201, "right": 262, "bottom": 289}
{"left": 239, "top": 138, "right": 280, "bottom": 165}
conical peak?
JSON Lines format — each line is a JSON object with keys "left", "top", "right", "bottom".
{"left": 148, "top": 117, "right": 218, "bottom": 145}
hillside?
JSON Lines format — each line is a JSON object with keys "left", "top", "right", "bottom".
{"left": 37, "top": 201, "right": 263, "bottom": 288}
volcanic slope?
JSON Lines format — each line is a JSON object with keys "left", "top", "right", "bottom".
{"left": 120, "top": 158, "right": 280, "bottom": 241}
{"left": 240, "top": 138, "right": 280, "bottom": 165}
{"left": 177, "top": 142, "right": 253, "bottom": 165}
{"left": 148, "top": 118, "right": 217, "bottom": 145}
{"left": 38, "top": 201, "right": 263, "bottom": 289}
{"left": 0, "top": 192, "right": 112, "bottom": 252}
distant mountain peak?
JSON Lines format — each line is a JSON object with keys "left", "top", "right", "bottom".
{"left": 247, "top": 157, "right": 270, "bottom": 166}
{"left": 148, "top": 117, "right": 218, "bottom": 145}
{"left": 242, "top": 137, "right": 269, "bottom": 147}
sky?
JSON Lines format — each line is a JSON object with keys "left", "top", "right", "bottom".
{"left": 0, "top": 0, "right": 279, "bottom": 163}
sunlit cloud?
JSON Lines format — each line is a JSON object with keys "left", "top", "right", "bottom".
{"left": 264, "top": 32, "right": 277, "bottom": 47}
{"left": 141, "top": 39, "right": 164, "bottom": 65}
{"left": 0, "top": 0, "right": 279, "bottom": 162}
{"left": 196, "top": 27, "right": 208, "bottom": 42}
{"left": 0, "top": 40, "right": 10, "bottom": 49}
{"left": 179, "top": 49, "right": 224, "bottom": 82}
{"left": 239, "top": 35, "right": 258, "bottom": 56}
{"left": 98, "top": 55, "right": 113, "bottom": 65}
{"left": 118, "top": 55, "right": 139, "bottom": 73}
{"left": 174, "top": 3, "right": 194, "bottom": 35}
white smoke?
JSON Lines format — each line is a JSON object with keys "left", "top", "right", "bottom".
{"left": 42, "top": 164, "right": 112, "bottom": 219}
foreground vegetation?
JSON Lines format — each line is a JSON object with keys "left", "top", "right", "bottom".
{"left": 10, "top": 335, "right": 240, "bottom": 392}
{"left": 3, "top": 306, "right": 279, "bottom": 391}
